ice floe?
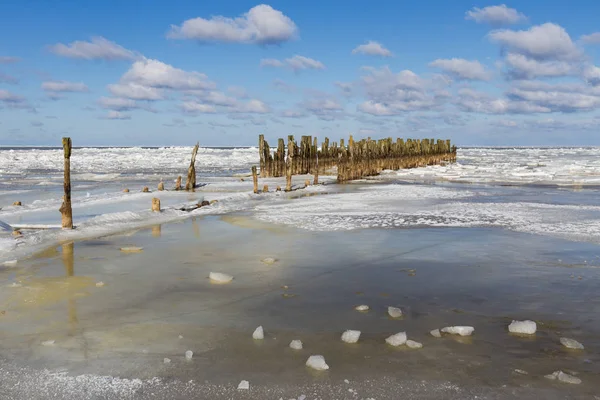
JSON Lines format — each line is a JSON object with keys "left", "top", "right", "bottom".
{"left": 306, "top": 355, "right": 329, "bottom": 371}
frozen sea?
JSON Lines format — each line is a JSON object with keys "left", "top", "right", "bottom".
{"left": 0, "top": 146, "right": 599, "bottom": 399}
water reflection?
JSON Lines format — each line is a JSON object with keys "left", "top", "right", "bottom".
{"left": 152, "top": 224, "right": 162, "bottom": 238}
{"left": 61, "top": 242, "right": 79, "bottom": 335}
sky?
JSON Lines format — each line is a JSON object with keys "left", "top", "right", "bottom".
{"left": 1, "top": 0, "right": 600, "bottom": 147}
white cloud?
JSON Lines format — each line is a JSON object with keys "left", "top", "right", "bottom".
{"left": 351, "top": 41, "right": 392, "bottom": 57}
{"left": 167, "top": 4, "right": 297, "bottom": 45}
{"left": 465, "top": 4, "right": 527, "bottom": 26}
{"left": 429, "top": 58, "right": 492, "bottom": 81}
{"left": 105, "top": 111, "right": 131, "bottom": 120}
{"left": 49, "top": 37, "right": 137, "bottom": 60}
{"left": 181, "top": 101, "right": 217, "bottom": 114}
{"left": 0, "top": 89, "right": 30, "bottom": 110}
{"left": 108, "top": 82, "right": 164, "bottom": 100}
{"left": 583, "top": 65, "right": 600, "bottom": 86}
{"left": 233, "top": 99, "right": 270, "bottom": 113}
{"left": 121, "top": 58, "right": 216, "bottom": 90}
{"left": 41, "top": 81, "right": 89, "bottom": 93}
{"left": 504, "top": 53, "right": 577, "bottom": 79}
{"left": 280, "top": 110, "right": 306, "bottom": 118}
{"left": 260, "top": 55, "right": 325, "bottom": 72}
{"left": 455, "top": 88, "right": 550, "bottom": 114}
{"left": 508, "top": 81, "right": 600, "bottom": 112}
{"left": 580, "top": 32, "right": 600, "bottom": 45}
{"left": 493, "top": 119, "right": 519, "bottom": 127}
{"left": 300, "top": 96, "right": 345, "bottom": 121}
{"left": 0, "top": 56, "right": 21, "bottom": 64}
{"left": 98, "top": 97, "right": 139, "bottom": 111}
{"left": 489, "top": 23, "right": 581, "bottom": 61}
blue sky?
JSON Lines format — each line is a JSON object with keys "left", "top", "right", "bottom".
{"left": 1, "top": 1, "right": 600, "bottom": 146}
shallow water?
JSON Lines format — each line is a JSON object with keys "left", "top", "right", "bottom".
{"left": 0, "top": 216, "right": 599, "bottom": 398}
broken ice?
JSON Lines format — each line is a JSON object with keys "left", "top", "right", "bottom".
{"left": 385, "top": 332, "right": 407, "bottom": 346}
{"left": 237, "top": 380, "right": 250, "bottom": 390}
{"left": 406, "top": 340, "right": 423, "bottom": 349}
{"left": 354, "top": 305, "right": 369, "bottom": 312}
{"left": 560, "top": 337, "right": 584, "bottom": 350}
{"left": 508, "top": 320, "right": 536, "bottom": 335}
{"left": 185, "top": 350, "right": 193, "bottom": 360}
{"left": 209, "top": 272, "right": 233, "bottom": 284}
{"left": 544, "top": 371, "right": 581, "bottom": 384}
{"left": 306, "top": 355, "right": 329, "bottom": 371}
{"left": 441, "top": 326, "right": 474, "bottom": 336}
{"left": 430, "top": 329, "right": 442, "bottom": 338}
{"left": 387, "top": 306, "right": 403, "bottom": 318}
{"left": 289, "top": 340, "right": 303, "bottom": 350}
{"left": 252, "top": 326, "right": 264, "bottom": 340}
{"left": 341, "top": 330, "right": 361, "bottom": 344}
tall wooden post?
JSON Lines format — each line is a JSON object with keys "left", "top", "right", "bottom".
{"left": 286, "top": 135, "right": 293, "bottom": 191}
{"left": 258, "top": 134, "right": 266, "bottom": 178}
{"left": 185, "top": 142, "right": 199, "bottom": 191}
{"left": 251, "top": 166, "right": 259, "bottom": 194}
{"left": 59, "top": 137, "right": 73, "bottom": 229}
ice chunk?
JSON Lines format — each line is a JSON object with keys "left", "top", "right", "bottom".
{"left": 209, "top": 272, "right": 233, "bottom": 284}
{"left": 237, "top": 380, "right": 250, "bottom": 390}
{"left": 354, "top": 305, "right": 369, "bottom": 311}
{"left": 95, "top": 281, "right": 105, "bottom": 287}
{"left": 289, "top": 340, "right": 303, "bottom": 350}
{"left": 120, "top": 246, "right": 143, "bottom": 252}
{"left": 508, "top": 320, "right": 536, "bottom": 335}
{"left": 306, "top": 355, "right": 329, "bottom": 371}
{"left": 388, "top": 306, "right": 403, "bottom": 318}
{"left": 341, "top": 330, "right": 361, "bottom": 344}
{"left": 185, "top": 350, "right": 193, "bottom": 360}
{"left": 514, "top": 369, "right": 528, "bottom": 375}
{"left": 163, "top": 358, "right": 171, "bottom": 364}
{"left": 406, "top": 340, "right": 423, "bottom": 349}
{"left": 41, "top": 340, "right": 55, "bottom": 346}
{"left": 385, "top": 332, "right": 407, "bottom": 346}
{"left": 441, "top": 326, "right": 474, "bottom": 336}
{"left": 545, "top": 371, "right": 581, "bottom": 384}
{"left": 252, "top": 326, "right": 264, "bottom": 340}
{"left": 261, "top": 257, "right": 277, "bottom": 265}
{"left": 298, "top": 395, "right": 306, "bottom": 400}
{"left": 560, "top": 337, "right": 584, "bottom": 350}
{"left": 178, "top": 335, "right": 183, "bottom": 339}
{"left": 430, "top": 329, "right": 442, "bottom": 338}
{"left": 2, "top": 260, "right": 17, "bottom": 267}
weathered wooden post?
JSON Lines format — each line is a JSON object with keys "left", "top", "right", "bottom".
{"left": 185, "top": 142, "right": 199, "bottom": 191}
{"left": 259, "top": 134, "right": 266, "bottom": 178}
{"left": 252, "top": 166, "right": 258, "bottom": 194}
{"left": 158, "top": 181, "right": 165, "bottom": 191}
{"left": 59, "top": 137, "right": 73, "bottom": 229}
{"left": 175, "top": 176, "right": 182, "bottom": 191}
{"left": 151, "top": 198, "right": 161, "bottom": 212}
{"left": 263, "top": 184, "right": 269, "bottom": 193}
{"left": 286, "top": 136, "right": 293, "bottom": 192}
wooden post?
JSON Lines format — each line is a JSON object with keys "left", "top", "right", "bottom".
{"left": 286, "top": 136, "right": 293, "bottom": 192}
{"left": 263, "top": 184, "right": 269, "bottom": 193}
{"left": 152, "top": 198, "right": 161, "bottom": 212}
{"left": 158, "top": 181, "right": 165, "bottom": 191}
{"left": 252, "top": 166, "right": 258, "bottom": 194}
{"left": 59, "top": 137, "right": 73, "bottom": 229}
{"left": 185, "top": 142, "right": 199, "bottom": 191}
{"left": 313, "top": 137, "right": 319, "bottom": 185}
{"left": 259, "top": 134, "right": 266, "bottom": 178}
{"left": 175, "top": 176, "right": 182, "bottom": 191}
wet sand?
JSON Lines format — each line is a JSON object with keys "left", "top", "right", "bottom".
{"left": 0, "top": 216, "right": 599, "bottom": 399}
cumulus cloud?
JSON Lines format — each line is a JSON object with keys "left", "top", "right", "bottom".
{"left": 465, "top": 4, "right": 527, "bottom": 26}
{"left": 580, "top": 32, "right": 600, "bottom": 45}
{"left": 489, "top": 23, "right": 582, "bottom": 61}
{"left": 49, "top": 37, "right": 137, "bottom": 60}
{"left": 260, "top": 55, "right": 325, "bottom": 72}
{"left": 167, "top": 4, "right": 297, "bottom": 45}
{"left": 41, "top": 81, "right": 89, "bottom": 93}
{"left": 180, "top": 101, "right": 217, "bottom": 114}
{"left": 356, "top": 67, "right": 442, "bottom": 115}
{"left": 0, "top": 89, "right": 32, "bottom": 110}
{"left": 300, "top": 97, "right": 345, "bottom": 121}
{"left": 583, "top": 65, "right": 600, "bottom": 86}
{"left": 121, "top": 58, "right": 216, "bottom": 91}
{"left": 429, "top": 58, "right": 492, "bottom": 81}
{"left": 507, "top": 81, "right": 600, "bottom": 112}
{"left": 351, "top": 41, "right": 392, "bottom": 57}
{"left": 108, "top": 82, "right": 164, "bottom": 100}
{"left": 0, "top": 56, "right": 21, "bottom": 64}
{"left": 98, "top": 97, "right": 139, "bottom": 111}
{"left": 455, "top": 88, "right": 550, "bottom": 114}
{"left": 503, "top": 53, "right": 577, "bottom": 79}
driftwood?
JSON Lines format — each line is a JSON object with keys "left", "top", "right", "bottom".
{"left": 59, "top": 137, "right": 73, "bottom": 229}
{"left": 185, "top": 143, "right": 199, "bottom": 191}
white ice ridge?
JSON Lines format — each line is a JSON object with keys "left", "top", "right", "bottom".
{"left": 441, "top": 326, "right": 474, "bottom": 336}
{"left": 208, "top": 272, "right": 233, "bottom": 284}
{"left": 508, "top": 320, "right": 537, "bottom": 335}
{"left": 252, "top": 326, "right": 264, "bottom": 340}
{"left": 341, "top": 330, "right": 361, "bottom": 344}
{"left": 306, "top": 355, "right": 329, "bottom": 371}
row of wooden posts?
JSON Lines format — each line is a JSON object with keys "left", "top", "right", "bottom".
{"left": 256, "top": 134, "right": 457, "bottom": 191}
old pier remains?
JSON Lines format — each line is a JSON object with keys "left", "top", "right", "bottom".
{"left": 257, "top": 134, "right": 456, "bottom": 185}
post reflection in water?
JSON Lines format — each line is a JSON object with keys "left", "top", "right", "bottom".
{"left": 61, "top": 242, "right": 78, "bottom": 334}
{"left": 152, "top": 224, "right": 162, "bottom": 238}
{"left": 192, "top": 217, "right": 200, "bottom": 238}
